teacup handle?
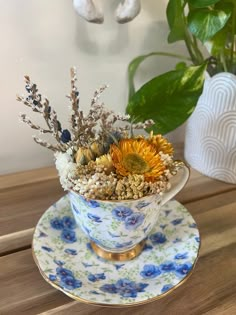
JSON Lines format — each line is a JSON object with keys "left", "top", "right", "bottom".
{"left": 160, "top": 161, "right": 190, "bottom": 206}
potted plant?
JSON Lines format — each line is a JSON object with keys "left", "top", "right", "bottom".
{"left": 17, "top": 67, "right": 189, "bottom": 261}
{"left": 126, "top": 0, "right": 236, "bottom": 183}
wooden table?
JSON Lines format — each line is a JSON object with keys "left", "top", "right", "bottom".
{"left": 1, "top": 160, "right": 236, "bottom": 314}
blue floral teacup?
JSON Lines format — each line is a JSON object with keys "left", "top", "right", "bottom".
{"left": 69, "top": 164, "right": 189, "bottom": 261}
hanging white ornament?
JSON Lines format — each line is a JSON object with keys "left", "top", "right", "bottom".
{"left": 73, "top": 0, "right": 104, "bottom": 24}
{"left": 115, "top": 0, "right": 141, "bottom": 23}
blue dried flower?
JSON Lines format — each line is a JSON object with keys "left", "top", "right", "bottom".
{"left": 60, "top": 129, "right": 71, "bottom": 143}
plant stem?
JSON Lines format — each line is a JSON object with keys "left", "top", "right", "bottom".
{"left": 230, "top": 2, "right": 236, "bottom": 71}
{"left": 143, "top": 52, "right": 192, "bottom": 61}
{"left": 184, "top": 30, "right": 198, "bottom": 65}
{"left": 220, "top": 52, "right": 228, "bottom": 72}
{"left": 192, "top": 36, "right": 205, "bottom": 63}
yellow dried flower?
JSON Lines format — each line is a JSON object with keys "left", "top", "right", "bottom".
{"left": 95, "top": 154, "right": 114, "bottom": 174}
{"left": 75, "top": 147, "right": 95, "bottom": 165}
{"left": 110, "top": 138, "right": 166, "bottom": 182}
{"left": 148, "top": 132, "right": 174, "bottom": 155}
{"left": 90, "top": 141, "right": 104, "bottom": 157}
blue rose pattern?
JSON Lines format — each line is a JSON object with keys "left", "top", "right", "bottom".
{"left": 112, "top": 206, "right": 133, "bottom": 221}
{"left": 87, "top": 213, "right": 102, "bottom": 223}
{"left": 171, "top": 218, "right": 184, "bottom": 225}
{"left": 88, "top": 273, "right": 106, "bottom": 282}
{"left": 175, "top": 252, "right": 188, "bottom": 260}
{"left": 54, "top": 266, "right": 83, "bottom": 290}
{"left": 143, "top": 243, "right": 153, "bottom": 251}
{"left": 49, "top": 274, "right": 57, "bottom": 281}
{"left": 114, "top": 264, "right": 125, "bottom": 270}
{"left": 65, "top": 249, "right": 78, "bottom": 255}
{"left": 150, "top": 232, "right": 167, "bottom": 244}
{"left": 160, "top": 261, "right": 176, "bottom": 272}
{"left": 161, "top": 284, "right": 173, "bottom": 293}
{"left": 175, "top": 262, "right": 193, "bottom": 277}
{"left": 41, "top": 246, "right": 53, "bottom": 252}
{"left": 50, "top": 216, "right": 78, "bottom": 244}
{"left": 90, "top": 290, "right": 100, "bottom": 295}
{"left": 54, "top": 259, "right": 64, "bottom": 266}
{"left": 81, "top": 197, "right": 100, "bottom": 208}
{"left": 60, "top": 275, "right": 82, "bottom": 290}
{"left": 62, "top": 216, "right": 76, "bottom": 230}
{"left": 61, "top": 229, "right": 77, "bottom": 243}
{"left": 100, "top": 283, "right": 117, "bottom": 294}
{"left": 125, "top": 213, "right": 145, "bottom": 230}
{"left": 38, "top": 230, "right": 47, "bottom": 238}
{"left": 86, "top": 242, "right": 93, "bottom": 252}
{"left": 72, "top": 203, "right": 80, "bottom": 214}
{"left": 51, "top": 261, "right": 193, "bottom": 296}
{"left": 111, "top": 206, "right": 146, "bottom": 231}
{"left": 136, "top": 201, "right": 150, "bottom": 209}
{"left": 115, "top": 241, "right": 133, "bottom": 248}
{"left": 100, "top": 278, "right": 148, "bottom": 298}
{"left": 173, "top": 237, "right": 182, "bottom": 243}
{"left": 140, "top": 264, "right": 161, "bottom": 279}
{"left": 189, "top": 223, "right": 197, "bottom": 228}
{"left": 56, "top": 267, "right": 73, "bottom": 277}
{"left": 50, "top": 217, "right": 64, "bottom": 230}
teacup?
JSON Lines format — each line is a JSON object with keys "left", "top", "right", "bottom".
{"left": 68, "top": 162, "right": 189, "bottom": 261}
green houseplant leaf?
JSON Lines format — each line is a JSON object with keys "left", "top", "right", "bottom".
{"left": 126, "top": 63, "right": 207, "bottom": 135}
{"left": 188, "top": 8, "right": 231, "bottom": 43}
{"left": 167, "top": 0, "right": 186, "bottom": 43}
{"left": 188, "top": 0, "right": 221, "bottom": 8}
{"left": 128, "top": 52, "right": 191, "bottom": 101}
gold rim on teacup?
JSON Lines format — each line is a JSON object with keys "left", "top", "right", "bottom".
{"left": 90, "top": 239, "right": 146, "bottom": 261}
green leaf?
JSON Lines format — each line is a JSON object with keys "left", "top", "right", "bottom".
{"left": 175, "top": 61, "right": 188, "bottom": 70}
{"left": 188, "top": 8, "right": 231, "bottom": 43}
{"left": 188, "top": 0, "right": 221, "bottom": 8}
{"left": 128, "top": 52, "right": 191, "bottom": 101}
{"left": 167, "top": 0, "right": 186, "bottom": 43}
{"left": 205, "top": 25, "right": 228, "bottom": 55}
{"left": 126, "top": 64, "right": 206, "bottom": 135}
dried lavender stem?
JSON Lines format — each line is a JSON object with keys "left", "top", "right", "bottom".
{"left": 20, "top": 114, "right": 52, "bottom": 133}
{"left": 33, "top": 136, "right": 63, "bottom": 152}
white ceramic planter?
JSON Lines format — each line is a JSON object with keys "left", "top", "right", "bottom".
{"left": 185, "top": 72, "right": 236, "bottom": 184}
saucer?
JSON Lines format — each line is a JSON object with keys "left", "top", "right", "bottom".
{"left": 32, "top": 195, "right": 200, "bottom": 307}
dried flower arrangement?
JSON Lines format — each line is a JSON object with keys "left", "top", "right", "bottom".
{"left": 17, "top": 67, "right": 179, "bottom": 200}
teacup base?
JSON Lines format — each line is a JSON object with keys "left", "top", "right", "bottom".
{"left": 91, "top": 240, "right": 146, "bottom": 262}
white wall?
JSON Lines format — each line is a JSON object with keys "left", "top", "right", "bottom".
{"left": 0, "top": 0, "right": 187, "bottom": 174}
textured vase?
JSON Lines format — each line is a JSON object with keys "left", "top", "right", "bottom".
{"left": 185, "top": 72, "right": 236, "bottom": 184}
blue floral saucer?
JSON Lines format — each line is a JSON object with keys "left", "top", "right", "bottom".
{"left": 32, "top": 195, "right": 200, "bottom": 307}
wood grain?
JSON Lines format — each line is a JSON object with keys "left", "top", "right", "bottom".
{"left": 1, "top": 188, "right": 236, "bottom": 315}
{"left": 0, "top": 166, "right": 57, "bottom": 191}
{"left": 0, "top": 228, "right": 34, "bottom": 256}
{"left": 0, "top": 179, "right": 64, "bottom": 237}
{"left": 0, "top": 249, "right": 71, "bottom": 315}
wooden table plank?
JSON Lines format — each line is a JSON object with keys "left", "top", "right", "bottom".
{"left": 0, "top": 228, "right": 34, "bottom": 256}
{"left": 0, "top": 249, "right": 71, "bottom": 315}
{"left": 1, "top": 190, "right": 236, "bottom": 315}
{"left": 0, "top": 179, "right": 64, "bottom": 237}
{"left": 0, "top": 166, "right": 57, "bottom": 190}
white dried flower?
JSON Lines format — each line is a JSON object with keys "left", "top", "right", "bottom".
{"left": 54, "top": 151, "right": 77, "bottom": 190}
